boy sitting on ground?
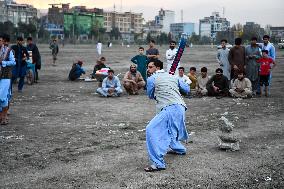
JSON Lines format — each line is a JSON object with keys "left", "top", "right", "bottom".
{"left": 187, "top": 67, "right": 198, "bottom": 96}
{"left": 229, "top": 70, "right": 252, "bottom": 98}
{"left": 68, "top": 60, "right": 85, "bottom": 81}
{"left": 206, "top": 68, "right": 229, "bottom": 98}
{"left": 197, "top": 67, "right": 210, "bottom": 96}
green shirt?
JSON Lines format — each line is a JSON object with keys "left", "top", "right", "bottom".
{"left": 131, "top": 54, "right": 148, "bottom": 82}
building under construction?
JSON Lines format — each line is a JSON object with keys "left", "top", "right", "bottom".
{"left": 64, "top": 6, "right": 104, "bottom": 39}
{"left": 46, "top": 3, "right": 104, "bottom": 39}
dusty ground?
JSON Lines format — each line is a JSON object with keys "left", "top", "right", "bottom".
{"left": 0, "top": 44, "right": 283, "bottom": 189}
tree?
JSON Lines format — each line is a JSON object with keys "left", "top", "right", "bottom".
{"left": 26, "top": 23, "right": 37, "bottom": 37}
{"left": 168, "top": 32, "right": 173, "bottom": 42}
{"left": 38, "top": 24, "right": 50, "bottom": 39}
{"left": 231, "top": 23, "right": 243, "bottom": 39}
{"left": 92, "top": 19, "right": 105, "bottom": 41}
{"left": 189, "top": 32, "right": 200, "bottom": 44}
{"left": 17, "top": 22, "right": 37, "bottom": 37}
{"left": 200, "top": 36, "right": 211, "bottom": 44}
{"left": 216, "top": 30, "right": 235, "bottom": 44}
{"left": 156, "top": 32, "right": 170, "bottom": 45}
{"left": 146, "top": 32, "right": 152, "bottom": 43}
{"left": 0, "top": 21, "right": 15, "bottom": 37}
{"left": 109, "top": 27, "right": 121, "bottom": 40}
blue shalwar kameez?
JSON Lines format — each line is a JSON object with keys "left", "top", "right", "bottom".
{"left": 96, "top": 76, "right": 123, "bottom": 97}
{"left": 11, "top": 44, "right": 29, "bottom": 91}
{"left": 146, "top": 70, "right": 190, "bottom": 169}
{"left": 0, "top": 47, "right": 16, "bottom": 111}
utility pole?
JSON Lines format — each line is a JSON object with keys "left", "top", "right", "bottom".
{"left": 181, "top": 9, "right": 183, "bottom": 23}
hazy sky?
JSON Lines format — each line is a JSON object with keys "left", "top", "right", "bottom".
{"left": 16, "top": 0, "right": 284, "bottom": 27}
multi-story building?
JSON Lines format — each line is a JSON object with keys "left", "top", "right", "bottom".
{"left": 45, "top": 4, "right": 69, "bottom": 39}
{"left": 170, "top": 22, "right": 195, "bottom": 38}
{"left": 46, "top": 4, "right": 104, "bottom": 39}
{"left": 199, "top": 12, "right": 230, "bottom": 40}
{"left": 64, "top": 7, "right": 104, "bottom": 39}
{"left": 0, "top": 0, "right": 38, "bottom": 26}
{"left": 104, "top": 11, "right": 143, "bottom": 41}
{"left": 270, "top": 26, "right": 284, "bottom": 40}
{"left": 145, "top": 9, "right": 175, "bottom": 38}
{"left": 243, "top": 22, "right": 265, "bottom": 40}
{"left": 144, "top": 20, "right": 162, "bottom": 38}
{"left": 157, "top": 9, "right": 175, "bottom": 33}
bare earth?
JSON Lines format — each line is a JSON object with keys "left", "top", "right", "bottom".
{"left": 0, "top": 44, "right": 283, "bottom": 189}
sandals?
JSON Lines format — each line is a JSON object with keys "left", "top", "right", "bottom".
{"left": 0, "top": 117, "right": 8, "bottom": 125}
{"left": 167, "top": 150, "right": 186, "bottom": 155}
{"left": 144, "top": 165, "right": 166, "bottom": 172}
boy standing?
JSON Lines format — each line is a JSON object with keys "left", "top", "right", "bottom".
{"left": 146, "top": 40, "right": 159, "bottom": 63}
{"left": 217, "top": 39, "right": 230, "bottom": 79}
{"left": 26, "top": 37, "right": 41, "bottom": 83}
{"left": 144, "top": 59, "right": 189, "bottom": 172}
{"left": 131, "top": 47, "right": 148, "bottom": 82}
{"left": 0, "top": 34, "right": 16, "bottom": 125}
{"left": 229, "top": 38, "right": 246, "bottom": 81}
{"left": 257, "top": 50, "right": 276, "bottom": 97}
{"left": 97, "top": 41, "right": 102, "bottom": 56}
{"left": 166, "top": 40, "right": 178, "bottom": 72}
{"left": 49, "top": 39, "right": 59, "bottom": 65}
{"left": 11, "top": 36, "right": 29, "bottom": 92}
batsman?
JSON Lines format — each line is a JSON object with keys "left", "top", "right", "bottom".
{"left": 144, "top": 34, "right": 190, "bottom": 172}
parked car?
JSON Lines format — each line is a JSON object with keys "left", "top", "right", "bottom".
{"left": 217, "top": 44, "right": 233, "bottom": 49}
{"left": 278, "top": 38, "right": 284, "bottom": 49}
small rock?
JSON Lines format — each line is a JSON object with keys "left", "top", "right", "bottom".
{"left": 219, "top": 141, "right": 240, "bottom": 151}
{"left": 219, "top": 134, "right": 239, "bottom": 143}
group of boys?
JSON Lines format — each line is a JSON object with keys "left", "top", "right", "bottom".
{"left": 0, "top": 34, "right": 41, "bottom": 125}
{"left": 217, "top": 35, "right": 276, "bottom": 97}
{"left": 69, "top": 34, "right": 276, "bottom": 100}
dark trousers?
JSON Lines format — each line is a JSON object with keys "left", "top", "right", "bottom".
{"left": 34, "top": 67, "right": 39, "bottom": 82}
{"left": 12, "top": 76, "right": 25, "bottom": 91}
{"left": 207, "top": 86, "right": 229, "bottom": 97}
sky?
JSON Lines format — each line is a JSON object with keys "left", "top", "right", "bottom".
{"left": 16, "top": 0, "right": 284, "bottom": 27}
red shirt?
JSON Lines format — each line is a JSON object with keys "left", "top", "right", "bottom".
{"left": 257, "top": 57, "right": 274, "bottom": 76}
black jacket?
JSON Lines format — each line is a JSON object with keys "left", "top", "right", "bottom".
{"left": 11, "top": 44, "right": 29, "bottom": 67}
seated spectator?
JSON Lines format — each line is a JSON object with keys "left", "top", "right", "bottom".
{"left": 197, "top": 67, "right": 210, "bottom": 96}
{"left": 91, "top": 57, "right": 109, "bottom": 81}
{"left": 96, "top": 70, "right": 123, "bottom": 97}
{"left": 187, "top": 67, "right": 198, "bottom": 94}
{"left": 68, "top": 60, "right": 85, "bottom": 81}
{"left": 229, "top": 70, "right": 252, "bottom": 98}
{"left": 123, "top": 65, "right": 145, "bottom": 95}
{"left": 206, "top": 68, "right": 229, "bottom": 98}
{"left": 177, "top": 67, "right": 192, "bottom": 85}
{"left": 176, "top": 67, "right": 192, "bottom": 95}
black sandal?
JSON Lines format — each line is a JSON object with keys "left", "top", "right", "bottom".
{"left": 167, "top": 150, "right": 186, "bottom": 155}
{"left": 144, "top": 166, "right": 166, "bottom": 172}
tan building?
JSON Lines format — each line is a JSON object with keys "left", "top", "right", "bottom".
{"left": 104, "top": 11, "right": 143, "bottom": 41}
{"left": 0, "top": 0, "right": 37, "bottom": 26}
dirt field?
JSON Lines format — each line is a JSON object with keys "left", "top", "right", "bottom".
{"left": 0, "top": 44, "right": 283, "bottom": 189}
